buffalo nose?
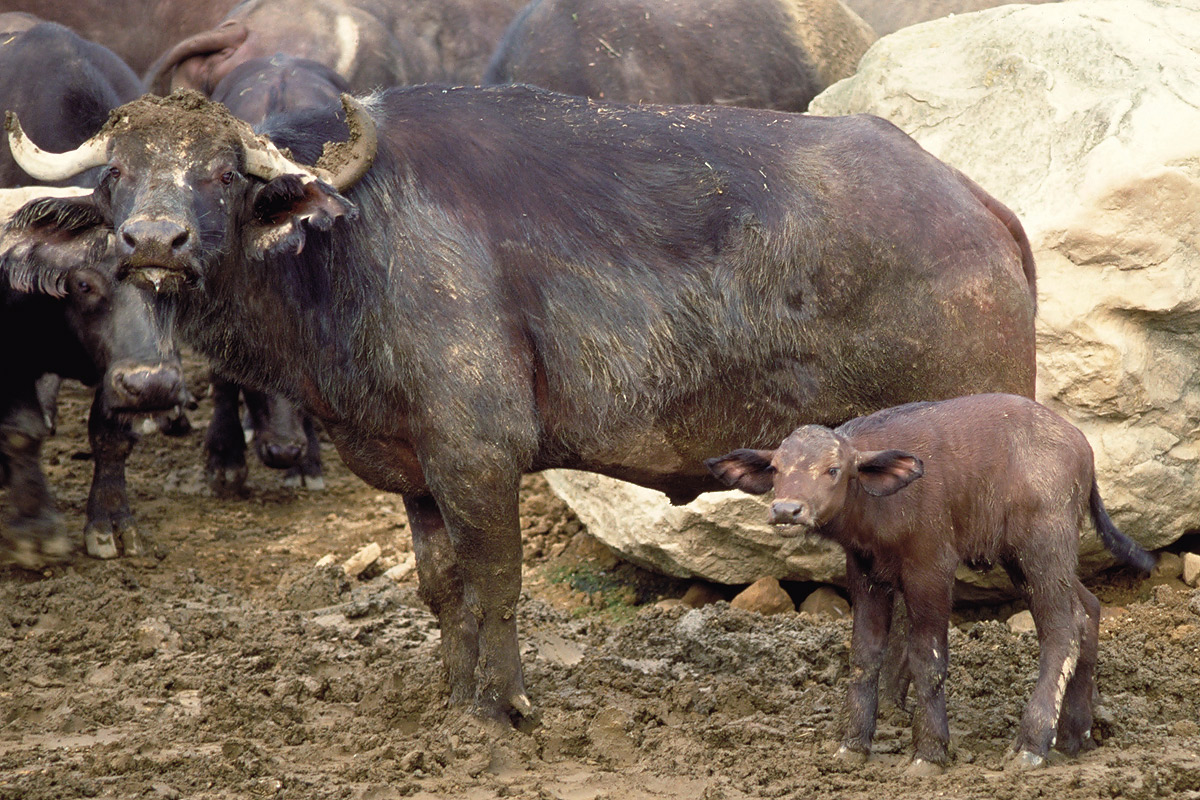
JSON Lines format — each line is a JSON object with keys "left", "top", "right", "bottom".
{"left": 260, "top": 442, "right": 304, "bottom": 468}
{"left": 119, "top": 218, "right": 191, "bottom": 256}
{"left": 770, "top": 501, "right": 807, "bottom": 526}
{"left": 110, "top": 364, "right": 187, "bottom": 411}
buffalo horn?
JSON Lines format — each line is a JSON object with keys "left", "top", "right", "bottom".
{"left": 5, "top": 111, "right": 110, "bottom": 182}
{"left": 241, "top": 95, "right": 377, "bottom": 192}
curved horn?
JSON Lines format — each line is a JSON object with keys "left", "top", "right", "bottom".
{"left": 5, "top": 111, "right": 111, "bottom": 182}
{"left": 142, "top": 19, "right": 249, "bottom": 95}
{"left": 241, "top": 94, "right": 377, "bottom": 192}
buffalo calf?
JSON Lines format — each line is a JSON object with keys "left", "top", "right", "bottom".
{"left": 707, "top": 393, "right": 1155, "bottom": 772}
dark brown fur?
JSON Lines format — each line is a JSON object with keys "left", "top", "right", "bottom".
{"left": 707, "top": 393, "right": 1155, "bottom": 769}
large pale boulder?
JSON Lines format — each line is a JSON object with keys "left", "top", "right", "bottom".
{"left": 547, "top": 0, "right": 1197, "bottom": 596}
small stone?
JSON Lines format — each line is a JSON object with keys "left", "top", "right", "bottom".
{"left": 1099, "top": 606, "right": 1128, "bottom": 623}
{"left": 342, "top": 542, "right": 382, "bottom": 578}
{"left": 1007, "top": 610, "right": 1036, "bottom": 635}
{"left": 731, "top": 577, "right": 795, "bottom": 616}
{"left": 1152, "top": 552, "right": 1182, "bottom": 580}
{"left": 799, "top": 586, "right": 849, "bottom": 619}
{"left": 681, "top": 582, "right": 724, "bottom": 608}
{"left": 314, "top": 553, "right": 337, "bottom": 568}
{"left": 1182, "top": 552, "right": 1200, "bottom": 587}
{"left": 383, "top": 552, "right": 417, "bottom": 583}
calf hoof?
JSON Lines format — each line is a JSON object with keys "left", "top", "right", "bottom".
{"left": 85, "top": 523, "right": 120, "bottom": 559}
{"left": 283, "top": 470, "right": 325, "bottom": 490}
{"left": 905, "top": 757, "right": 945, "bottom": 777}
{"left": 1007, "top": 749, "right": 1046, "bottom": 771}
{"left": 834, "top": 745, "right": 870, "bottom": 766}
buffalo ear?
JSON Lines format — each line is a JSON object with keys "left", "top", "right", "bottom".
{"left": 245, "top": 174, "right": 358, "bottom": 258}
{"left": 855, "top": 449, "right": 923, "bottom": 497}
{"left": 705, "top": 448, "right": 776, "bottom": 495}
{"left": 1, "top": 195, "right": 111, "bottom": 297}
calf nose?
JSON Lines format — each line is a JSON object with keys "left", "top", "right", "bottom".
{"left": 119, "top": 218, "right": 192, "bottom": 257}
{"left": 770, "top": 501, "right": 807, "bottom": 526}
{"left": 109, "top": 364, "right": 187, "bottom": 411}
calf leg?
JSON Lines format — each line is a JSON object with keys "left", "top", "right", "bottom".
{"left": 900, "top": 572, "right": 954, "bottom": 772}
{"left": 404, "top": 494, "right": 479, "bottom": 708}
{"left": 0, "top": 402, "right": 69, "bottom": 567}
{"left": 1012, "top": 554, "right": 1085, "bottom": 766}
{"left": 84, "top": 393, "right": 141, "bottom": 558}
{"left": 284, "top": 414, "right": 324, "bottom": 490}
{"left": 204, "top": 374, "right": 249, "bottom": 496}
{"left": 1054, "top": 581, "right": 1100, "bottom": 756}
{"left": 839, "top": 551, "right": 895, "bottom": 761}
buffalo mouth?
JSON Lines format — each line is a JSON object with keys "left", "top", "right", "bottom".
{"left": 118, "top": 260, "right": 200, "bottom": 294}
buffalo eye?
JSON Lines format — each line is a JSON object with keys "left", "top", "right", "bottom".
{"left": 827, "top": 466, "right": 840, "bottom": 478}
{"left": 220, "top": 170, "right": 236, "bottom": 185}
{"left": 102, "top": 166, "right": 120, "bottom": 185}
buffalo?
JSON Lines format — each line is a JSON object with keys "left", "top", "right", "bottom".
{"left": 201, "top": 54, "right": 347, "bottom": 493}
{"left": 706, "top": 394, "right": 1155, "bottom": 771}
{"left": 0, "top": 187, "right": 186, "bottom": 565}
{"left": 484, "top": 0, "right": 875, "bottom": 110}
{"left": 4, "top": 86, "right": 1035, "bottom": 723}
{"left": 143, "top": 0, "right": 432, "bottom": 96}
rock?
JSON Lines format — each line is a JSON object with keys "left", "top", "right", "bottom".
{"left": 342, "top": 542, "right": 382, "bottom": 579}
{"left": 681, "top": 582, "right": 725, "bottom": 608}
{"left": 1183, "top": 553, "right": 1200, "bottom": 588}
{"left": 384, "top": 552, "right": 417, "bottom": 583}
{"left": 810, "top": 0, "right": 1200, "bottom": 561}
{"left": 842, "top": 0, "right": 1061, "bottom": 37}
{"left": 1007, "top": 610, "right": 1036, "bottom": 635}
{"left": 731, "top": 577, "right": 795, "bottom": 616}
{"left": 799, "top": 586, "right": 850, "bottom": 619}
{"left": 1152, "top": 552, "right": 1183, "bottom": 581}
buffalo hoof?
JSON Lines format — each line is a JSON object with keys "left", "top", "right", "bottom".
{"left": 834, "top": 745, "right": 869, "bottom": 766}
{"left": 3, "top": 514, "right": 72, "bottom": 569}
{"left": 472, "top": 691, "right": 541, "bottom": 734}
{"left": 905, "top": 757, "right": 946, "bottom": 777}
{"left": 85, "top": 523, "right": 120, "bottom": 559}
{"left": 283, "top": 471, "right": 325, "bottom": 490}
{"left": 1007, "top": 749, "right": 1046, "bottom": 771}
{"left": 121, "top": 525, "right": 148, "bottom": 557}
{"left": 207, "top": 464, "right": 249, "bottom": 497}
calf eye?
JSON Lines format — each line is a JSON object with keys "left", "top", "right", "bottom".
{"left": 827, "top": 467, "right": 840, "bottom": 477}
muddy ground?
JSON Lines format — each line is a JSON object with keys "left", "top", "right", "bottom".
{"left": 2, "top": 370, "right": 1199, "bottom": 800}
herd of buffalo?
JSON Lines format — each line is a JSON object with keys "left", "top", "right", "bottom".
{"left": 0, "top": 0, "right": 1160, "bottom": 777}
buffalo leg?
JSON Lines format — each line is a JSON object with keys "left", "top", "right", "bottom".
{"left": 204, "top": 374, "right": 249, "bottom": 495}
{"left": 84, "top": 393, "right": 141, "bottom": 558}
{"left": 1054, "top": 580, "right": 1100, "bottom": 756}
{"left": 900, "top": 568, "right": 954, "bottom": 771}
{"left": 404, "top": 494, "right": 479, "bottom": 707}
{"left": 1, "top": 401, "right": 69, "bottom": 567}
{"left": 839, "top": 551, "right": 894, "bottom": 761}
{"left": 283, "top": 413, "right": 324, "bottom": 490}
{"left": 442, "top": 474, "right": 529, "bottom": 725}
{"left": 1011, "top": 545, "right": 1084, "bottom": 767}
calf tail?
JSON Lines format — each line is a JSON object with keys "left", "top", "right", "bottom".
{"left": 1089, "top": 479, "right": 1156, "bottom": 573}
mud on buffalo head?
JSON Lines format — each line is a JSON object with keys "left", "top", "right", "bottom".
{"left": 0, "top": 186, "right": 188, "bottom": 416}
{"left": 3, "top": 90, "right": 377, "bottom": 294}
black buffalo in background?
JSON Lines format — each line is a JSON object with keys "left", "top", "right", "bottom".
{"left": 484, "top": 0, "right": 875, "bottom": 110}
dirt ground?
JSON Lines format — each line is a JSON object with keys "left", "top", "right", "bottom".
{"left": 2, "top": 369, "right": 1199, "bottom": 800}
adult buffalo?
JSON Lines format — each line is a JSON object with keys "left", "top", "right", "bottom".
{"left": 4, "top": 86, "right": 1036, "bottom": 723}
{"left": 0, "top": 1, "right": 238, "bottom": 74}
{"left": 144, "top": 0, "right": 429, "bottom": 97}
{"left": 484, "top": 0, "right": 875, "bottom": 110}
{"left": 0, "top": 186, "right": 187, "bottom": 566}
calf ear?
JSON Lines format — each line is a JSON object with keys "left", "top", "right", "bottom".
{"left": 245, "top": 174, "right": 358, "bottom": 258}
{"left": 855, "top": 449, "right": 923, "bottom": 497}
{"left": 705, "top": 449, "right": 776, "bottom": 495}
{"left": 0, "top": 195, "right": 110, "bottom": 297}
